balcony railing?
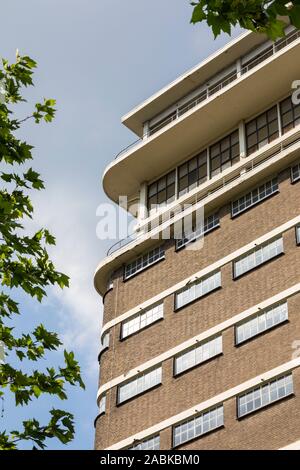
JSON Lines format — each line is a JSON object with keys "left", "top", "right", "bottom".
{"left": 114, "top": 29, "right": 300, "bottom": 161}
{"left": 107, "top": 130, "right": 300, "bottom": 256}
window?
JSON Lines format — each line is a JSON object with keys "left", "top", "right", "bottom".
{"left": 176, "top": 213, "right": 219, "bottom": 250}
{"left": 280, "top": 95, "right": 300, "bottom": 134}
{"left": 231, "top": 178, "right": 278, "bottom": 217}
{"left": 210, "top": 130, "right": 240, "bottom": 178}
{"left": 99, "top": 395, "right": 106, "bottom": 416}
{"left": 237, "top": 374, "right": 293, "bottom": 418}
{"left": 233, "top": 237, "right": 283, "bottom": 279}
{"left": 117, "top": 367, "right": 162, "bottom": 404}
{"left": 121, "top": 303, "right": 164, "bottom": 339}
{"left": 178, "top": 150, "right": 208, "bottom": 197}
{"left": 101, "top": 332, "right": 110, "bottom": 350}
{"left": 147, "top": 171, "right": 176, "bottom": 214}
{"left": 149, "top": 111, "right": 177, "bottom": 136}
{"left": 175, "top": 271, "right": 221, "bottom": 310}
{"left": 296, "top": 226, "right": 300, "bottom": 245}
{"left": 291, "top": 162, "right": 300, "bottom": 183}
{"left": 235, "top": 302, "right": 288, "bottom": 345}
{"left": 124, "top": 245, "right": 165, "bottom": 280}
{"left": 174, "top": 336, "right": 222, "bottom": 375}
{"left": 246, "top": 106, "right": 279, "bottom": 155}
{"left": 128, "top": 435, "right": 160, "bottom": 451}
{"left": 173, "top": 406, "right": 224, "bottom": 447}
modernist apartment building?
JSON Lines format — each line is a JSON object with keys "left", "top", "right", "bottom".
{"left": 94, "top": 24, "right": 300, "bottom": 450}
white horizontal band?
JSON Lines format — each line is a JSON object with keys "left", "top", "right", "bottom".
{"left": 104, "top": 358, "right": 300, "bottom": 450}
{"left": 280, "top": 439, "right": 300, "bottom": 450}
{"left": 97, "top": 283, "right": 300, "bottom": 401}
{"left": 101, "top": 215, "right": 300, "bottom": 339}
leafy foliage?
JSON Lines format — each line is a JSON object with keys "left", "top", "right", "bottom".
{"left": 0, "top": 52, "right": 84, "bottom": 450}
{"left": 190, "top": 1, "right": 300, "bottom": 40}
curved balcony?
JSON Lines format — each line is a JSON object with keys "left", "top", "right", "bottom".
{"left": 103, "top": 31, "right": 300, "bottom": 206}
{"left": 95, "top": 127, "right": 300, "bottom": 295}
{"left": 114, "top": 28, "right": 300, "bottom": 162}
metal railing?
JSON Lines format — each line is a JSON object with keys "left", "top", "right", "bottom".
{"left": 107, "top": 130, "right": 300, "bottom": 257}
{"left": 114, "top": 29, "right": 300, "bottom": 161}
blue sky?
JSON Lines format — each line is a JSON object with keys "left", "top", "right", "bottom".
{"left": 0, "top": 0, "right": 241, "bottom": 449}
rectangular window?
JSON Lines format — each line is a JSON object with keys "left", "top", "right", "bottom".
{"left": 173, "top": 406, "right": 224, "bottom": 447}
{"left": 117, "top": 367, "right": 162, "bottom": 404}
{"left": 210, "top": 130, "right": 240, "bottom": 178}
{"left": 147, "top": 170, "right": 176, "bottom": 214}
{"left": 124, "top": 245, "right": 165, "bottom": 280}
{"left": 246, "top": 106, "right": 279, "bottom": 155}
{"left": 233, "top": 237, "right": 283, "bottom": 279}
{"left": 101, "top": 332, "right": 110, "bottom": 350}
{"left": 176, "top": 213, "right": 219, "bottom": 250}
{"left": 237, "top": 374, "right": 293, "bottom": 418}
{"left": 99, "top": 395, "right": 106, "bottom": 416}
{"left": 296, "top": 226, "right": 300, "bottom": 245}
{"left": 280, "top": 95, "right": 300, "bottom": 134}
{"left": 231, "top": 178, "right": 278, "bottom": 217}
{"left": 291, "top": 162, "right": 300, "bottom": 183}
{"left": 175, "top": 271, "right": 221, "bottom": 310}
{"left": 174, "top": 336, "right": 222, "bottom": 375}
{"left": 178, "top": 150, "right": 208, "bottom": 197}
{"left": 128, "top": 435, "right": 160, "bottom": 450}
{"left": 121, "top": 303, "right": 164, "bottom": 339}
{"left": 235, "top": 302, "right": 288, "bottom": 345}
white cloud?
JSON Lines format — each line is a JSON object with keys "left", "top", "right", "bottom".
{"left": 29, "top": 182, "right": 104, "bottom": 379}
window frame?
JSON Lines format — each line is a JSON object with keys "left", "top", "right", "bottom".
{"left": 147, "top": 170, "right": 176, "bottom": 214}
{"left": 246, "top": 105, "right": 279, "bottom": 156}
{"left": 296, "top": 225, "right": 300, "bottom": 246}
{"left": 172, "top": 405, "right": 224, "bottom": 448}
{"left": 235, "top": 302, "right": 288, "bottom": 346}
{"left": 237, "top": 374, "right": 294, "bottom": 419}
{"left": 231, "top": 177, "right": 279, "bottom": 218}
{"left": 117, "top": 366, "right": 162, "bottom": 405}
{"left": 209, "top": 129, "right": 240, "bottom": 178}
{"left": 178, "top": 150, "right": 208, "bottom": 197}
{"left": 174, "top": 271, "right": 222, "bottom": 311}
{"left": 124, "top": 245, "right": 165, "bottom": 281}
{"left": 173, "top": 335, "right": 223, "bottom": 376}
{"left": 291, "top": 161, "right": 300, "bottom": 184}
{"left": 127, "top": 435, "right": 160, "bottom": 451}
{"left": 233, "top": 237, "right": 284, "bottom": 280}
{"left": 280, "top": 95, "right": 300, "bottom": 135}
{"left": 120, "top": 303, "right": 164, "bottom": 340}
{"left": 175, "top": 213, "right": 220, "bottom": 251}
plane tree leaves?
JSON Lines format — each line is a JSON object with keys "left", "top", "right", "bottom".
{"left": 0, "top": 52, "right": 85, "bottom": 450}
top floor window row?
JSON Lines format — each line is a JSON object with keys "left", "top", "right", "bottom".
{"left": 147, "top": 93, "right": 300, "bottom": 213}
{"left": 146, "top": 27, "right": 299, "bottom": 138}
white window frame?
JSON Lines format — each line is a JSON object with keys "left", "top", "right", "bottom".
{"left": 124, "top": 246, "right": 165, "bottom": 280}
{"left": 231, "top": 177, "right": 279, "bottom": 218}
{"left": 117, "top": 366, "right": 162, "bottom": 405}
{"left": 128, "top": 435, "right": 160, "bottom": 450}
{"left": 99, "top": 395, "right": 106, "bottom": 416}
{"left": 121, "top": 303, "right": 164, "bottom": 339}
{"left": 173, "top": 405, "right": 224, "bottom": 447}
{"left": 175, "top": 213, "right": 220, "bottom": 250}
{"left": 296, "top": 226, "right": 300, "bottom": 245}
{"left": 233, "top": 237, "right": 283, "bottom": 279}
{"left": 235, "top": 302, "right": 288, "bottom": 345}
{"left": 174, "top": 335, "right": 223, "bottom": 375}
{"left": 291, "top": 162, "right": 300, "bottom": 183}
{"left": 237, "top": 374, "right": 293, "bottom": 418}
{"left": 175, "top": 271, "right": 221, "bottom": 310}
